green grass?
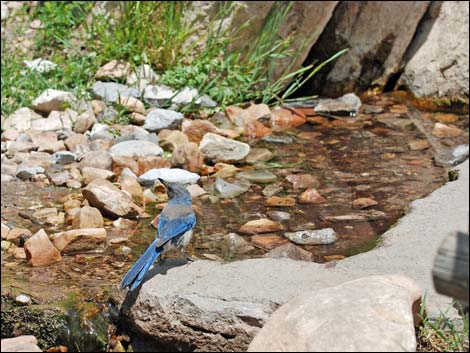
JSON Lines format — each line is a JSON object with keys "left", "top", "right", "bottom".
{"left": 1, "top": 1, "right": 347, "bottom": 118}
{"left": 416, "top": 294, "right": 469, "bottom": 352}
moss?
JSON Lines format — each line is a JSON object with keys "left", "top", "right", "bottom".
{"left": 1, "top": 295, "right": 67, "bottom": 350}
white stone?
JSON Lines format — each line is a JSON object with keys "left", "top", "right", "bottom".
{"left": 138, "top": 168, "right": 200, "bottom": 186}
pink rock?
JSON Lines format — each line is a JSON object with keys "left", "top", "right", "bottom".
{"left": 24, "top": 229, "right": 62, "bottom": 266}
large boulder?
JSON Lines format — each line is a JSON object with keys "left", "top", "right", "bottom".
{"left": 398, "top": 1, "right": 469, "bottom": 102}
{"left": 248, "top": 275, "right": 420, "bottom": 352}
{"left": 306, "top": 1, "right": 430, "bottom": 96}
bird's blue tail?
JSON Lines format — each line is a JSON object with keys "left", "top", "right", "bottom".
{"left": 120, "top": 239, "right": 161, "bottom": 290}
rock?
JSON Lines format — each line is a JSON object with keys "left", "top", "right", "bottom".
{"left": 79, "top": 150, "right": 113, "bottom": 170}
{"left": 63, "top": 199, "right": 81, "bottom": 212}
{"left": 48, "top": 171, "right": 72, "bottom": 186}
{"left": 51, "top": 228, "right": 107, "bottom": 254}
{"left": 143, "top": 109, "right": 184, "bottom": 132}
{"left": 248, "top": 275, "right": 420, "bottom": 352}
{"left": 81, "top": 167, "right": 115, "bottom": 184}
{"left": 261, "top": 135, "right": 294, "bottom": 144}
{"left": 1, "top": 240, "right": 11, "bottom": 251}
{"left": 109, "top": 140, "right": 163, "bottom": 159}
{"left": 298, "top": 188, "right": 326, "bottom": 204}
{"left": 127, "top": 64, "right": 159, "bottom": 86}
{"left": 171, "top": 142, "right": 204, "bottom": 173}
{"left": 73, "top": 109, "right": 96, "bottom": 133}
{"left": 138, "top": 168, "right": 200, "bottom": 186}
{"left": 32, "top": 208, "right": 64, "bottom": 225}
{"left": 245, "top": 148, "right": 273, "bottom": 164}
{"left": 82, "top": 179, "right": 143, "bottom": 219}
{"left": 64, "top": 133, "right": 89, "bottom": 150}
{"left": 52, "top": 151, "right": 76, "bottom": 165}
{"left": 160, "top": 130, "right": 189, "bottom": 151}
{"left": 270, "top": 108, "right": 306, "bottom": 130}
{"left": 433, "top": 113, "right": 459, "bottom": 124}
{"left": 314, "top": 93, "right": 362, "bottom": 116}
{"left": 72, "top": 206, "right": 104, "bottom": 229}
{"left": 265, "top": 196, "right": 296, "bottom": 207}
{"left": 264, "top": 243, "right": 313, "bottom": 262}
{"left": 239, "top": 219, "right": 284, "bottom": 235}
{"left": 214, "top": 177, "right": 250, "bottom": 199}
{"left": 7, "top": 141, "right": 36, "bottom": 154}
{"left": 172, "top": 87, "right": 199, "bottom": 105}
{"left": 226, "top": 233, "right": 255, "bottom": 254}
{"left": 120, "top": 174, "right": 143, "bottom": 201}
{"left": 24, "top": 229, "right": 61, "bottom": 266}
{"left": 3, "top": 107, "right": 42, "bottom": 131}
{"left": 130, "top": 112, "right": 146, "bottom": 126}
{"left": 432, "top": 123, "right": 463, "bottom": 138}
{"left": 32, "top": 89, "right": 76, "bottom": 113}
{"left": 143, "top": 84, "right": 175, "bottom": 106}
{"left": 24, "top": 58, "right": 57, "bottom": 73}
{"left": 95, "top": 59, "right": 131, "bottom": 80}
{"left": 213, "top": 163, "right": 240, "bottom": 178}
{"left": 182, "top": 119, "right": 225, "bottom": 144}
{"left": 323, "top": 210, "right": 387, "bottom": 222}
{"left": 310, "top": 2, "right": 430, "bottom": 96}
{"left": 0, "top": 336, "right": 42, "bottom": 352}
{"left": 199, "top": 133, "right": 250, "bottom": 163}
{"left": 399, "top": 1, "right": 469, "bottom": 101}
{"left": 30, "top": 110, "right": 76, "bottom": 132}
{"left": 15, "top": 294, "right": 32, "bottom": 305}
{"left": 408, "top": 139, "right": 431, "bottom": 151}
{"left": 262, "top": 183, "right": 284, "bottom": 197}
{"left": 266, "top": 211, "right": 291, "bottom": 223}
{"left": 93, "top": 81, "right": 140, "bottom": 103}
{"left": 451, "top": 144, "right": 469, "bottom": 164}
{"left": 118, "top": 96, "right": 145, "bottom": 114}
{"left": 1, "top": 223, "right": 11, "bottom": 239}
{"left": 66, "top": 179, "right": 82, "bottom": 189}
{"left": 352, "top": 197, "right": 379, "bottom": 209}
{"left": 16, "top": 165, "right": 45, "bottom": 181}
{"left": 2, "top": 129, "right": 20, "bottom": 141}
{"left": 137, "top": 155, "right": 171, "bottom": 175}
{"left": 37, "top": 139, "right": 66, "bottom": 153}
{"left": 244, "top": 121, "right": 272, "bottom": 138}
{"left": 286, "top": 174, "right": 319, "bottom": 189}
{"left": 251, "top": 234, "right": 289, "bottom": 250}
{"left": 186, "top": 184, "right": 208, "bottom": 198}
{"left": 236, "top": 170, "right": 277, "bottom": 184}
{"left": 284, "top": 228, "right": 337, "bottom": 245}
{"left": 111, "top": 155, "right": 139, "bottom": 177}
{"left": 1, "top": 161, "right": 16, "bottom": 176}
{"left": 362, "top": 104, "right": 384, "bottom": 114}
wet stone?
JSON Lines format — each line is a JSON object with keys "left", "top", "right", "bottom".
{"left": 262, "top": 183, "right": 284, "bottom": 197}
{"left": 215, "top": 177, "right": 250, "bottom": 199}
{"left": 265, "top": 196, "right": 296, "bottom": 207}
{"left": 264, "top": 243, "right": 313, "bottom": 262}
{"left": 284, "top": 228, "right": 337, "bottom": 245}
{"left": 323, "top": 210, "right": 387, "bottom": 222}
{"left": 267, "top": 211, "right": 291, "bottom": 223}
{"left": 226, "top": 233, "right": 255, "bottom": 254}
{"left": 239, "top": 219, "right": 284, "bottom": 234}
{"left": 236, "top": 169, "right": 277, "bottom": 184}
{"left": 245, "top": 148, "right": 274, "bottom": 164}
{"left": 286, "top": 174, "right": 319, "bottom": 189}
{"left": 251, "top": 234, "right": 288, "bottom": 250}
{"left": 352, "top": 198, "right": 378, "bottom": 209}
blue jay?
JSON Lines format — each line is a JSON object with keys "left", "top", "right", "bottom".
{"left": 120, "top": 178, "right": 196, "bottom": 291}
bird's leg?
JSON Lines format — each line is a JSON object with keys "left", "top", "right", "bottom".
{"left": 158, "top": 254, "right": 166, "bottom": 265}
{"left": 181, "top": 249, "right": 195, "bottom": 262}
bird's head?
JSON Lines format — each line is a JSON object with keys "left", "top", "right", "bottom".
{"left": 158, "top": 178, "right": 192, "bottom": 203}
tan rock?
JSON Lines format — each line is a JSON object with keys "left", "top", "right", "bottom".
{"left": 73, "top": 110, "right": 96, "bottom": 133}
{"left": 171, "top": 142, "right": 204, "bottom": 173}
{"left": 265, "top": 196, "right": 296, "bottom": 207}
{"left": 264, "top": 243, "right": 313, "bottom": 262}
{"left": 160, "top": 130, "right": 189, "bottom": 151}
{"left": 239, "top": 219, "right": 284, "bottom": 234}
{"left": 24, "top": 229, "right": 61, "bottom": 266}
{"left": 251, "top": 234, "right": 288, "bottom": 250}
{"left": 51, "top": 228, "right": 107, "bottom": 254}
{"left": 130, "top": 112, "right": 146, "bottom": 126}
{"left": 1, "top": 223, "right": 11, "bottom": 240}
{"left": 244, "top": 121, "right": 272, "bottom": 138}
{"left": 112, "top": 155, "right": 139, "bottom": 177}
{"left": 182, "top": 119, "right": 222, "bottom": 143}
{"left": 352, "top": 197, "right": 378, "bottom": 209}
{"left": 432, "top": 123, "right": 463, "bottom": 138}
{"left": 433, "top": 113, "right": 459, "bottom": 123}
{"left": 72, "top": 206, "right": 104, "bottom": 229}
{"left": 82, "top": 178, "right": 143, "bottom": 219}
{"left": 64, "top": 133, "right": 89, "bottom": 150}
{"left": 92, "top": 100, "right": 107, "bottom": 115}
{"left": 286, "top": 174, "right": 319, "bottom": 189}
{"left": 408, "top": 139, "right": 430, "bottom": 151}
{"left": 81, "top": 166, "right": 115, "bottom": 184}
{"left": 6, "top": 228, "right": 32, "bottom": 244}
{"left": 118, "top": 96, "right": 145, "bottom": 114}
{"left": 63, "top": 199, "right": 81, "bottom": 212}
{"left": 270, "top": 108, "right": 306, "bottom": 131}
{"left": 65, "top": 207, "right": 81, "bottom": 225}
{"left": 95, "top": 59, "right": 131, "bottom": 80}
{"left": 299, "top": 188, "right": 326, "bottom": 204}
{"left": 119, "top": 174, "right": 143, "bottom": 202}
{"left": 137, "top": 155, "right": 171, "bottom": 176}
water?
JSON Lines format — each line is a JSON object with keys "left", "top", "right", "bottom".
{"left": 1, "top": 93, "right": 468, "bottom": 350}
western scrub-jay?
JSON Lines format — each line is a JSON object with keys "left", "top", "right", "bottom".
{"left": 120, "top": 178, "right": 196, "bottom": 290}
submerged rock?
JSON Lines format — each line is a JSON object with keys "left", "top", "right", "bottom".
{"left": 214, "top": 177, "right": 250, "bottom": 199}
{"left": 264, "top": 243, "right": 313, "bottom": 262}
{"left": 284, "top": 228, "right": 337, "bottom": 245}
{"left": 236, "top": 170, "right": 277, "bottom": 184}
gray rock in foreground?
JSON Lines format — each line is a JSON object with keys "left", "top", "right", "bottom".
{"left": 248, "top": 275, "right": 420, "bottom": 352}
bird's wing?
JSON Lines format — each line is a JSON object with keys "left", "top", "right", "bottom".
{"left": 156, "top": 211, "right": 196, "bottom": 247}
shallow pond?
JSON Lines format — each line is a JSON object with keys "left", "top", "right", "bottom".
{"left": 1, "top": 93, "right": 468, "bottom": 351}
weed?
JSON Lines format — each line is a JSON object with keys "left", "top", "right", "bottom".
{"left": 416, "top": 293, "right": 469, "bottom": 352}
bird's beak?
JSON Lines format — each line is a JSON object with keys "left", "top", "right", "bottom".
{"left": 157, "top": 178, "right": 168, "bottom": 188}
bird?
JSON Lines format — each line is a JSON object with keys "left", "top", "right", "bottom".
{"left": 120, "top": 178, "right": 196, "bottom": 291}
